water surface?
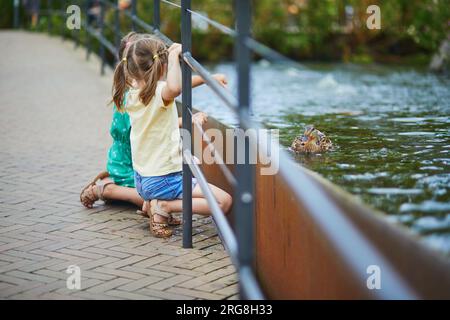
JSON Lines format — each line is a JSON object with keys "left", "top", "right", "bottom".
{"left": 192, "top": 62, "right": 450, "bottom": 256}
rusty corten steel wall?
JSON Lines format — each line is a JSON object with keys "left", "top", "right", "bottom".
{"left": 254, "top": 165, "right": 450, "bottom": 299}
{"left": 255, "top": 170, "right": 368, "bottom": 299}
{"left": 194, "top": 117, "right": 234, "bottom": 197}
{"left": 182, "top": 105, "right": 450, "bottom": 299}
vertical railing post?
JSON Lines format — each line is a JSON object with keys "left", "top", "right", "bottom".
{"left": 99, "top": 0, "right": 106, "bottom": 75}
{"left": 131, "top": 0, "right": 137, "bottom": 31}
{"left": 153, "top": 0, "right": 160, "bottom": 30}
{"left": 114, "top": 0, "right": 121, "bottom": 63}
{"left": 13, "top": 0, "right": 19, "bottom": 29}
{"left": 48, "top": 0, "right": 52, "bottom": 34}
{"left": 74, "top": 0, "right": 81, "bottom": 48}
{"left": 61, "top": 0, "right": 66, "bottom": 40}
{"left": 181, "top": 0, "right": 193, "bottom": 249}
{"left": 85, "top": 0, "right": 91, "bottom": 60}
{"left": 235, "top": 0, "right": 255, "bottom": 299}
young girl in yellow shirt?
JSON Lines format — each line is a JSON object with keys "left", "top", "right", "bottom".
{"left": 113, "top": 36, "right": 232, "bottom": 238}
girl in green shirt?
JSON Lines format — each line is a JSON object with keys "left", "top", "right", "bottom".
{"left": 80, "top": 32, "right": 145, "bottom": 209}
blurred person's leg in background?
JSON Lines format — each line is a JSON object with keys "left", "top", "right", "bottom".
{"left": 87, "top": 0, "right": 101, "bottom": 28}
{"left": 23, "top": 0, "right": 41, "bottom": 28}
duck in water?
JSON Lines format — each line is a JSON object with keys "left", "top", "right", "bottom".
{"left": 291, "top": 125, "right": 333, "bottom": 154}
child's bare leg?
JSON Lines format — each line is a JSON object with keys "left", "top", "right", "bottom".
{"left": 157, "top": 183, "right": 232, "bottom": 219}
{"left": 102, "top": 182, "right": 144, "bottom": 208}
{"left": 31, "top": 14, "right": 39, "bottom": 27}
{"left": 191, "top": 183, "right": 232, "bottom": 214}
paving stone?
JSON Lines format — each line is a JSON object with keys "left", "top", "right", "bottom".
{"left": 148, "top": 265, "right": 205, "bottom": 277}
{"left": 116, "top": 276, "right": 163, "bottom": 292}
{"left": 0, "top": 281, "right": 43, "bottom": 298}
{"left": 18, "top": 280, "right": 67, "bottom": 296}
{"left": 86, "top": 278, "right": 131, "bottom": 294}
{"left": 214, "top": 283, "right": 240, "bottom": 297}
{"left": 121, "top": 266, "right": 175, "bottom": 279}
{"left": 148, "top": 274, "right": 193, "bottom": 291}
{"left": 5, "top": 270, "right": 56, "bottom": 284}
{"left": 195, "top": 274, "right": 238, "bottom": 292}
{"left": 83, "top": 247, "right": 131, "bottom": 259}
{"left": 0, "top": 273, "right": 29, "bottom": 286}
{"left": 92, "top": 267, "right": 147, "bottom": 280}
{"left": 105, "top": 255, "right": 148, "bottom": 269}
{"left": 177, "top": 266, "right": 236, "bottom": 289}
{"left": 131, "top": 254, "right": 174, "bottom": 268}
{"left": 193, "top": 257, "right": 233, "bottom": 274}
{"left": 77, "top": 257, "right": 120, "bottom": 271}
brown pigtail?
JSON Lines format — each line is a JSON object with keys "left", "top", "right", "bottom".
{"left": 112, "top": 60, "right": 128, "bottom": 112}
{"left": 111, "top": 32, "right": 142, "bottom": 111}
{"left": 112, "top": 36, "right": 168, "bottom": 108}
{"left": 139, "top": 45, "right": 168, "bottom": 106}
{"left": 140, "top": 59, "right": 161, "bottom": 106}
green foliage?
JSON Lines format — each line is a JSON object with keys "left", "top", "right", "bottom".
{"left": 0, "top": 0, "right": 15, "bottom": 28}
{"left": 3, "top": 0, "right": 449, "bottom": 64}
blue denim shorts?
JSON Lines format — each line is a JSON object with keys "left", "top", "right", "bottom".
{"left": 134, "top": 171, "right": 197, "bottom": 201}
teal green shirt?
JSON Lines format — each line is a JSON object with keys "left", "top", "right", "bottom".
{"left": 106, "top": 104, "right": 135, "bottom": 187}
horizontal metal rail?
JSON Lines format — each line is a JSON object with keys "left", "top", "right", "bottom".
{"left": 162, "top": 0, "right": 236, "bottom": 37}
{"left": 161, "top": 0, "right": 181, "bottom": 9}
{"left": 121, "top": 9, "right": 174, "bottom": 45}
{"left": 187, "top": 8, "right": 236, "bottom": 37}
{"left": 183, "top": 53, "right": 237, "bottom": 111}
{"left": 85, "top": 24, "right": 117, "bottom": 56}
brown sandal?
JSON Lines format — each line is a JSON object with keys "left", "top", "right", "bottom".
{"left": 80, "top": 171, "right": 113, "bottom": 208}
{"left": 168, "top": 215, "right": 182, "bottom": 226}
{"left": 137, "top": 209, "right": 181, "bottom": 226}
{"left": 148, "top": 200, "right": 173, "bottom": 238}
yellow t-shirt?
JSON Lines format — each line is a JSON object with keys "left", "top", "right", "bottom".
{"left": 125, "top": 81, "right": 182, "bottom": 177}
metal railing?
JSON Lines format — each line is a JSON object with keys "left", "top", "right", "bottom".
{"left": 12, "top": 0, "right": 425, "bottom": 300}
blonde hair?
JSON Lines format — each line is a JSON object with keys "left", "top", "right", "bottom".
{"left": 112, "top": 35, "right": 168, "bottom": 111}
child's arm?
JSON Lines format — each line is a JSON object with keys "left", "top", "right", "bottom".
{"left": 178, "top": 112, "right": 208, "bottom": 127}
{"left": 192, "top": 74, "right": 228, "bottom": 88}
{"left": 192, "top": 75, "right": 204, "bottom": 88}
{"left": 162, "top": 43, "right": 183, "bottom": 104}
{"left": 162, "top": 43, "right": 228, "bottom": 104}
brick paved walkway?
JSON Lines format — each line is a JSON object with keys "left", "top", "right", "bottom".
{"left": 0, "top": 31, "right": 238, "bottom": 300}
